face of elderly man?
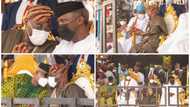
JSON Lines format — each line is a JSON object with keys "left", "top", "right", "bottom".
{"left": 57, "top": 10, "right": 89, "bottom": 41}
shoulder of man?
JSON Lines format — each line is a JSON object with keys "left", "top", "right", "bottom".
{"left": 62, "top": 82, "right": 86, "bottom": 98}
{"left": 33, "top": 40, "right": 57, "bottom": 53}
{"left": 2, "top": 28, "right": 24, "bottom": 53}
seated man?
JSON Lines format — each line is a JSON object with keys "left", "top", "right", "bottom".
{"left": 2, "top": 1, "right": 96, "bottom": 53}
{"left": 118, "top": 2, "right": 149, "bottom": 53}
{"left": 53, "top": 1, "right": 96, "bottom": 53}
{"left": 2, "top": 62, "right": 50, "bottom": 101}
{"left": 2, "top": 5, "right": 57, "bottom": 53}
{"left": 130, "top": 5, "right": 168, "bottom": 53}
{"left": 49, "top": 55, "right": 94, "bottom": 107}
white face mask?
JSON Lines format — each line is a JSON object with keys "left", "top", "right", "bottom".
{"left": 137, "top": 14, "right": 145, "bottom": 20}
{"left": 150, "top": 68, "right": 154, "bottom": 72}
{"left": 48, "top": 76, "right": 57, "bottom": 88}
{"left": 108, "top": 82, "right": 113, "bottom": 85}
{"left": 29, "top": 29, "right": 49, "bottom": 46}
{"left": 149, "top": 79, "right": 154, "bottom": 83}
{"left": 38, "top": 77, "right": 48, "bottom": 87}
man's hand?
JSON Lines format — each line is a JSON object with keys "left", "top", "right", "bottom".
{"left": 12, "top": 42, "right": 31, "bottom": 53}
{"left": 169, "top": 92, "right": 175, "bottom": 96}
{"left": 26, "top": 5, "right": 53, "bottom": 25}
{"left": 25, "top": 5, "right": 53, "bottom": 31}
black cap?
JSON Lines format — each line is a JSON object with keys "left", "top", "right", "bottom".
{"left": 55, "top": 1, "right": 85, "bottom": 17}
{"left": 3, "top": 55, "right": 14, "bottom": 60}
{"left": 38, "top": 63, "right": 51, "bottom": 74}
{"left": 54, "top": 55, "right": 68, "bottom": 64}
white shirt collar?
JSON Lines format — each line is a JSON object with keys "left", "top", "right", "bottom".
{"left": 53, "top": 33, "right": 95, "bottom": 53}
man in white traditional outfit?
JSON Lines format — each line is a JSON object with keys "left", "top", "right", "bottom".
{"left": 160, "top": 75, "right": 182, "bottom": 107}
{"left": 157, "top": 12, "right": 189, "bottom": 53}
{"left": 117, "top": 73, "right": 140, "bottom": 107}
{"left": 125, "top": 76, "right": 139, "bottom": 106}
{"left": 118, "top": 2, "right": 149, "bottom": 53}
{"left": 117, "top": 74, "right": 127, "bottom": 106}
{"left": 53, "top": 1, "right": 96, "bottom": 53}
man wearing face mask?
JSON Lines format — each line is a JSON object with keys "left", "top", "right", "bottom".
{"left": 2, "top": 4, "right": 57, "bottom": 53}
{"left": 130, "top": 5, "right": 168, "bottom": 53}
{"left": 32, "top": 63, "right": 51, "bottom": 87}
{"left": 118, "top": 2, "right": 149, "bottom": 53}
{"left": 2, "top": 62, "right": 50, "bottom": 103}
{"left": 49, "top": 57, "right": 91, "bottom": 107}
{"left": 53, "top": 1, "right": 96, "bottom": 53}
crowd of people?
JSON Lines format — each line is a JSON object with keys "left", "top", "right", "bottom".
{"left": 96, "top": 55, "right": 189, "bottom": 107}
{"left": 2, "top": 55, "right": 94, "bottom": 106}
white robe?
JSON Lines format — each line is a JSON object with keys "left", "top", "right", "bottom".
{"left": 157, "top": 12, "right": 189, "bottom": 53}
{"left": 118, "top": 77, "right": 139, "bottom": 106}
{"left": 127, "top": 78, "right": 139, "bottom": 106}
{"left": 117, "top": 92, "right": 127, "bottom": 107}
{"left": 53, "top": 33, "right": 96, "bottom": 53}
{"left": 118, "top": 79, "right": 127, "bottom": 106}
{"left": 160, "top": 83, "right": 182, "bottom": 107}
{"left": 118, "top": 15, "right": 149, "bottom": 53}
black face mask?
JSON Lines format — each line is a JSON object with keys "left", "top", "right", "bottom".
{"left": 57, "top": 24, "right": 75, "bottom": 41}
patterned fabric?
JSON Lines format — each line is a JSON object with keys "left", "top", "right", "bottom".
{"left": 2, "top": 74, "right": 49, "bottom": 99}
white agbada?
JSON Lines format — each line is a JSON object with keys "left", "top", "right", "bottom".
{"left": 126, "top": 77, "right": 139, "bottom": 106}
{"left": 117, "top": 77, "right": 139, "bottom": 106}
{"left": 117, "top": 91, "right": 127, "bottom": 107}
{"left": 160, "top": 82, "right": 182, "bottom": 107}
{"left": 137, "top": 72, "right": 145, "bottom": 85}
{"left": 118, "top": 15, "right": 149, "bottom": 53}
{"left": 53, "top": 33, "right": 96, "bottom": 53}
{"left": 157, "top": 12, "right": 189, "bottom": 53}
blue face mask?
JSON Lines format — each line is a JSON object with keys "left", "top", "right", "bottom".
{"left": 166, "top": 0, "right": 173, "bottom": 5}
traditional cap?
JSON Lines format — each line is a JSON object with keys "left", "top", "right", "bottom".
{"left": 38, "top": 63, "right": 51, "bottom": 74}
{"left": 3, "top": 55, "right": 14, "bottom": 60}
{"left": 55, "top": 1, "right": 85, "bottom": 17}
